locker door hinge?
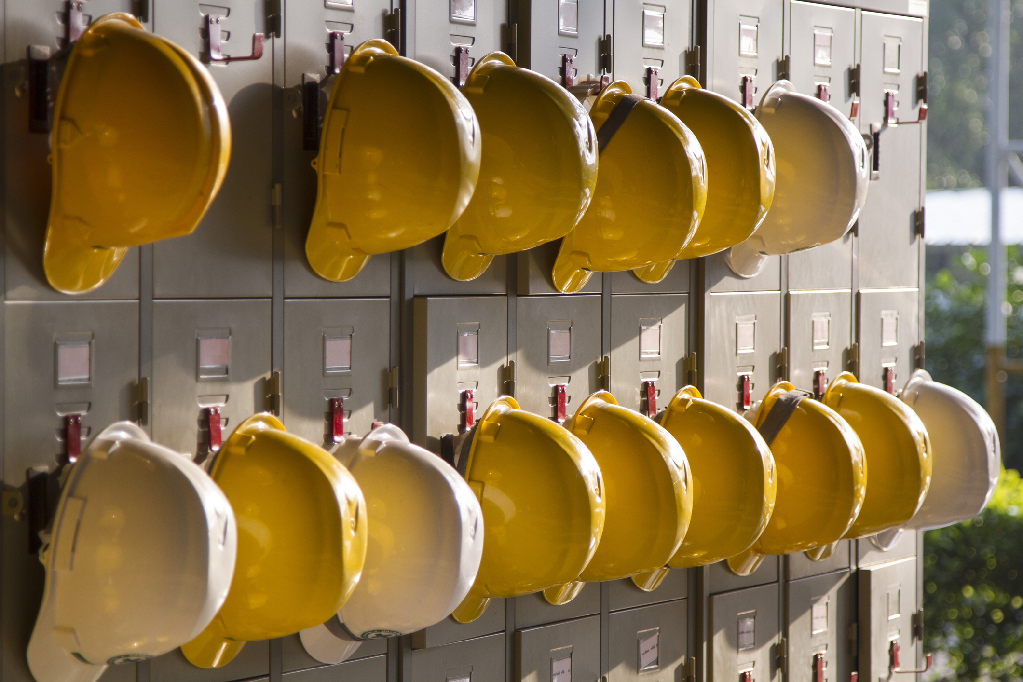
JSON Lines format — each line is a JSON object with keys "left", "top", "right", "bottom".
{"left": 385, "top": 8, "right": 402, "bottom": 50}
{"left": 685, "top": 46, "right": 701, "bottom": 77}
{"left": 777, "top": 54, "right": 790, "bottom": 80}
{"left": 267, "top": 0, "right": 282, "bottom": 39}
{"left": 27, "top": 45, "right": 52, "bottom": 134}
{"left": 847, "top": 342, "right": 860, "bottom": 377}
{"left": 599, "top": 34, "right": 613, "bottom": 75}
{"left": 268, "top": 370, "right": 282, "bottom": 416}
{"left": 136, "top": 377, "right": 150, "bottom": 426}
{"left": 682, "top": 657, "right": 697, "bottom": 682}
{"left": 135, "top": 0, "right": 150, "bottom": 23}
{"left": 848, "top": 64, "right": 861, "bottom": 119}
{"left": 504, "top": 360, "right": 516, "bottom": 397}
{"left": 388, "top": 366, "right": 399, "bottom": 409}
{"left": 914, "top": 207, "right": 925, "bottom": 239}
{"left": 271, "top": 182, "right": 283, "bottom": 229}
{"left": 26, "top": 467, "right": 53, "bottom": 554}
{"left": 776, "top": 346, "right": 789, "bottom": 382}
{"left": 916, "top": 71, "right": 928, "bottom": 105}
{"left": 914, "top": 341, "right": 926, "bottom": 370}
{"left": 302, "top": 73, "right": 322, "bottom": 150}
{"left": 505, "top": 23, "right": 518, "bottom": 63}
{"left": 776, "top": 637, "right": 788, "bottom": 675}
{"left": 912, "top": 609, "right": 924, "bottom": 641}
{"left": 685, "top": 352, "right": 698, "bottom": 387}
{"left": 597, "top": 355, "right": 611, "bottom": 392}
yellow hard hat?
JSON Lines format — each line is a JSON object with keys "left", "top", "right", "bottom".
{"left": 44, "top": 13, "right": 230, "bottom": 294}
{"left": 633, "top": 76, "right": 775, "bottom": 284}
{"left": 441, "top": 53, "right": 598, "bottom": 281}
{"left": 727, "top": 382, "right": 866, "bottom": 576}
{"left": 181, "top": 414, "right": 368, "bottom": 668}
{"left": 544, "top": 391, "right": 692, "bottom": 604}
{"left": 306, "top": 39, "right": 481, "bottom": 282}
{"left": 450, "top": 396, "right": 605, "bottom": 623}
{"left": 632, "top": 387, "right": 776, "bottom": 591}
{"left": 552, "top": 82, "right": 708, "bottom": 293}
{"left": 821, "top": 372, "right": 932, "bottom": 539}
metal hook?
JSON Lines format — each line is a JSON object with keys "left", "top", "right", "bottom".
{"left": 205, "top": 14, "right": 264, "bottom": 63}
{"left": 887, "top": 640, "right": 932, "bottom": 678}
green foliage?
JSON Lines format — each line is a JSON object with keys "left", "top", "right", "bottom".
{"left": 923, "top": 469, "right": 1023, "bottom": 682}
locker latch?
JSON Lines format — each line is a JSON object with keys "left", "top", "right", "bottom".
{"left": 64, "top": 414, "right": 82, "bottom": 464}
{"left": 740, "top": 373, "right": 753, "bottom": 411}
{"left": 553, "top": 384, "right": 568, "bottom": 423}
{"left": 883, "top": 366, "right": 896, "bottom": 394}
{"left": 205, "top": 407, "right": 222, "bottom": 453}
{"left": 888, "top": 640, "right": 932, "bottom": 675}
{"left": 328, "top": 30, "right": 345, "bottom": 74}
{"left": 63, "top": 1, "right": 87, "bottom": 44}
{"left": 816, "top": 83, "right": 829, "bottom": 102}
{"left": 455, "top": 46, "right": 471, "bottom": 87}
{"left": 561, "top": 54, "right": 576, "bottom": 88}
{"left": 460, "top": 388, "right": 475, "bottom": 432}
{"left": 330, "top": 397, "right": 345, "bottom": 443}
{"left": 646, "top": 66, "right": 659, "bottom": 100}
{"left": 204, "top": 14, "right": 265, "bottom": 63}
{"left": 741, "top": 75, "right": 755, "bottom": 110}
{"left": 642, "top": 380, "right": 657, "bottom": 418}
{"left": 813, "top": 369, "right": 827, "bottom": 401}
{"left": 813, "top": 653, "right": 824, "bottom": 682}
{"left": 740, "top": 671, "right": 752, "bottom": 682}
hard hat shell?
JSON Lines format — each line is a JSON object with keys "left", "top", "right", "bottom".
{"left": 633, "top": 77, "right": 774, "bottom": 284}
{"left": 553, "top": 82, "right": 708, "bottom": 293}
{"left": 545, "top": 391, "right": 692, "bottom": 603}
{"left": 300, "top": 424, "right": 484, "bottom": 664}
{"left": 441, "top": 53, "right": 598, "bottom": 282}
{"left": 819, "top": 372, "right": 931, "bottom": 539}
{"left": 898, "top": 370, "right": 998, "bottom": 530}
{"left": 727, "top": 382, "right": 866, "bottom": 576}
{"left": 44, "top": 13, "right": 230, "bottom": 295}
{"left": 632, "top": 386, "right": 775, "bottom": 591}
{"left": 181, "top": 414, "right": 368, "bottom": 669}
{"left": 451, "top": 396, "right": 605, "bottom": 623}
{"left": 306, "top": 39, "right": 482, "bottom": 283}
{"left": 27, "top": 422, "right": 237, "bottom": 682}
{"left": 725, "top": 81, "right": 870, "bottom": 278}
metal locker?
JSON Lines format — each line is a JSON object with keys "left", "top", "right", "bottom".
{"left": 855, "top": 289, "right": 918, "bottom": 394}
{"left": 709, "top": 557, "right": 780, "bottom": 595}
{"left": 704, "top": 251, "right": 781, "bottom": 294}
{"left": 702, "top": 291, "right": 781, "bottom": 414}
{"left": 788, "top": 235, "right": 855, "bottom": 297}
{"left": 786, "top": 542, "right": 852, "bottom": 582}
{"left": 3, "top": 300, "right": 139, "bottom": 682}
{"left": 412, "top": 296, "right": 508, "bottom": 451}
{"left": 282, "top": 298, "right": 391, "bottom": 446}
{"left": 608, "top": 600, "right": 687, "bottom": 682}
{"left": 517, "top": 0, "right": 606, "bottom": 88}
{"left": 151, "top": 299, "right": 272, "bottom": 459}
{"left": 857, "top": 529, "right": 919, "bottom": 568}
{"left": 409, "top": 0, "right": 508, "bottom": 87}
{"left": 406, "top": 632, "right": 505, "bottom": 682}
{"left": 283, "top": 654, "right": 386, "bottom": 682}
{"left": 149, "top": 641, "right": 271, "bottom": 682}
{"left": 857, "top": 558, "right": 921, "bottom": 682}
{"left": 517, "top": 244, "right": 600, "bottom": 296}
{"left": 610, "top": 294, "right": 687, "bottom": 417}
{"left": 609, "top": 570, "right": 688, "bottom": 612}
{"left": 4, "top": 0, "right": 142, "bottom": 301}
{"left": 282, "top": 634, "right": 388, "bottom": 674}
{"left": 611, "top": 262, "right": 691, "bottom": 294}
{"left": 411, "top": 238, "right": 508, "bottom": 297}
{"left": 706, "top": 0, "right": 783, "bottom": 108}
{"left": 516, "top": 616, "right": 599, "bottom": 682}
{"left": 709, "top": 583, "right": 780, "bottom": 682}
{"left": 787, "top": 291, "right": 852, "bottom": 398}
{"left": 786, "top": 572, "right": 856, "bottom": 682}
{"left": 152, "top": 0, "right": 274, "bottom": 298}
{"left": 516, "top": 584, "right": 600, "bottom": 629}
{"left": 281, "top": 0, "right": 394, "bottom": 298}
{"left": 611, "top": 0, "right": 690, "bottom": 99}
{"left": 856, "top": 11, "right": 925, "bottom": 290}
{"left": 514, "top": 295, "right": 600, "bottom": 423}
{"left": 412, "top": 600, "right": 507, "bottom": 649}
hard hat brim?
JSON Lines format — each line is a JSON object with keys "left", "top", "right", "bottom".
{"left": 300, "top": 618, "right": 363, "bottom": 665}
{"left": 28, "top": 595, "right": 108, "bottom": 682}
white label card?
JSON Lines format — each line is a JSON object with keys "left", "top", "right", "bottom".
{"left": 812, "top": 601, "right": 829, "bottom": 634}
{"left": 552, "top": 655, "right": 572, "bottom": 682}
{"left": 738, "top": 615, "right": 756, "bottom": 651}
{"left": 639, "top": 630, "right": 660, "bottom": 671}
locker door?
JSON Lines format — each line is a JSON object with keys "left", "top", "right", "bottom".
{"left": 703, "top": 291, "right": 781, "bottom": 413}
{"left": 856, "top": 289, "right": 919, "bottom": 394}
{"left": 710, "top": 584, "right": 780, "bottom": 682}
{"left": 519, "top": 0, "right": 605, "bottom": 88}
{"left": 786, "top": 572, "right": 856, "bottom": 682}
{"left": 706, "top": 0, "right": 783, "bottom": 107}
{"left": 410, "top": 0, "right": 508, "bottom": 86}
{"left": 612, "top": 0, "right": 691, "bottom": 98}
{"left": 787, "top": 291, "right": 852, "bottom": 397}
{"left": 610, "top": 294, "right": 687, "bottom": 417}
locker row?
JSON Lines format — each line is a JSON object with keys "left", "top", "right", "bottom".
{"left": 20, "top": 361, "right": 993, "bottom": 682}
{"left": 4, "top": 0, "right": 925, "bottom": 303}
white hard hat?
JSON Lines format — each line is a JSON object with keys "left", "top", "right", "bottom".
{"left": 300, "top": 424, "right": 483, "bottom": 664}
{"left": 27, "top": 422, "right": 237, "bottom": 682}
{"left": 899, "top": 370, "right": 999, "bottom": 530}
{"left": 726, "top": 80, "right": 870, "bottom": 278}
